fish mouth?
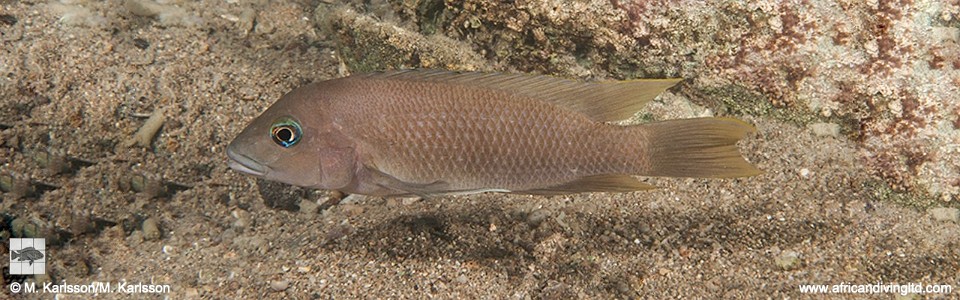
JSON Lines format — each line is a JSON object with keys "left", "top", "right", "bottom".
{"left": 226, "top": 147, "right": 267, "bottom": 177}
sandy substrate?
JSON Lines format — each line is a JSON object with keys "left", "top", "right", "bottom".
{"left": 1, "top": 0, "right": 958, "bottom": 299}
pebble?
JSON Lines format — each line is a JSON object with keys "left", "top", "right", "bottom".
{"left": 21, "top": 220, "right": 39, "bottom": 238}
{"left": 33, "top": 274, "right": 52, "bottom": 284}
{"left": 183, "top": 288, "right": 200, "bottom": 298}
{"left": 0, "top": 173, "right": 37, "bottom": 199}
{"left": 775, "top": 250, "right": 801, "bottom": 270}
{"left": 233, "top": 236, "right": 269, "bottom": 254}
{"left": 127, "top": 230, "right": 144, "bottom": 245}
{"left": 322, "top": 222, "right": 355, "bottom": 245}
{"left": 129, "top": 174, "right": 168, "bottom": 198}
{"left": 339, "top": 204, "right": 365, "bottom": 217}
{"left": 270, "top": 280, "right": 289, "bottom": 292}
{"left": 401, "top": 197, "right": 421, "bottom": 206}
{"left": 540, "top": 280, "right": 575, "bottom": 300}
{"left": 232, "top": 209, "right": 253, "bottom": 229}
{"left": 70, "top": 214, "right": 96, "bottom": 236}
{"left": 808, "top": 122, "right": 840, "bottom": 137}
{"left": 33, "top": 150, "right": 71, "bottom": 174}
{"left": 526, "top": 208, "right": 552, "bottom": 227}
{"left": 10, "top": 218, "right": 27, "bottom": 237}
{"left": 142, "top": 217, "right": 161, "bottom": 240}
{"left": 895, "top": 293, "right": 921, "bottom": 300}
{"left": 299, "top": 199, "right": 319, "bottom": 215}
{"left": 340, "top": 194, "right": 363, "bottom": 204}
{"left": 929, "top": 207, "right": 959, "bottom": 223}
{"left": 237, "top": 8, "right": 256, "bottom": 36}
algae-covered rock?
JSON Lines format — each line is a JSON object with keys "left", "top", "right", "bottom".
{"left": 316, "top": 4, "right": 487, "bottom": 73}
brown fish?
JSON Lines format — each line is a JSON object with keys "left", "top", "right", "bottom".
{"left": 227, "top": 70, "right": 760, "bottom": 196}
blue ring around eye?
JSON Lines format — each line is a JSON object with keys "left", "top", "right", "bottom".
{"left": 270, "top": 118, "right": 302, "bottom": 148}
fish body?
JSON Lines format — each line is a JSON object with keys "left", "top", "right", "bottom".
{"left": 227, "top": 70, "right": 760, "bottom": 196}
{"left": 12, "top": 247, "right": 44, "bottom": 265}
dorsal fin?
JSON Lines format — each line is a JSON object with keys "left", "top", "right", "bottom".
{"left": 519, "top": 174, "right": 657, "bottom": 195}
{"left": 358, "top": 70, "right": 681, "bottom": 122}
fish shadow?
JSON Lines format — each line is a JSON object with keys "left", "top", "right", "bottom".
{"left": 327, "top": 196, "right": 850, "bottom": 280}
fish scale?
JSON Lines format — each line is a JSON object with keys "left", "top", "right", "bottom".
{"left": 337, "top": 81, "right": 619, "bottom": 191}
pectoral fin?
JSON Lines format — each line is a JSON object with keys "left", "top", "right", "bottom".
{"left": 519, "top": 174, "right": 656, "bottom": 195}
{"left": 361, "top": 164, "right": 449, "bottom": 198}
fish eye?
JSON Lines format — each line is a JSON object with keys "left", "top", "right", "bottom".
{"left": 270, "top": 118, "right": 302, "bottom": 148}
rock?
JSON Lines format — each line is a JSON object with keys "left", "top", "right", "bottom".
{"left": 10, "top": 218, "right": 27, "bottom": 237}
{"left": 21, "top": 221, "right": 39, "bottom": 238}
{"left": 48, "top": 2, "right": 107, "bottom": 27}
{"left": 129, "top": 174, "right": 168, "bottom": 199}
{"left": 33, "top": 274, "right": 52, "bottom": 285}
{"left": 322, "top": 222, "right": 355, "bottom": 245}
{"left": 234, "top": 236, "right": 270, "bottom": 255}
{"left": 526, "top": 208, "right": 552, "bottom": 227}
{"left": 401, "top": 197, "right": 421, "bottom": 206}
{"left": 218, "top": 228, "right": 237, "bottom": 245}
{"left": 929, "top": 207, "right": 959, "bottom": 223}
{"left": 142, "top": 218, "right": 161, "bottom": 241}
{"left": 317, "top": 6, "right": 487, "bottom": 72}
{"left": 299, "top": 199, "right": 319, "bottom": 215}
{"left": 0, "top": 173, "right": 37, "bottom": 199}
{"left": 127, "top": 230, "right": 145, "bottom": 245}
{"left": 232, "top": 209, "right": 253, "bottom": 230}
{"left": 338, "top": 204, "right": 364, "bottom": 217}
{"left": 33, "top": 150, "right": 71, "bottom": 174}
{"left": 270, "top": 280, "right": 289, "bottom": 292}
{"left": 540, "top": 280, "right": 576, "bottom": 300}
{"left": 775, "top": 250, "right": 801, "bottom": 270}
{"left": 69, "top": 214, "right": 96, "bottom": 236}
{"left": 808, "top": 122, "right": 840, "bottom": 138}
{"left": 895, "top": 293, "right": 921, "bottom": 300}
{"left": 125, "top": 0, "right": 201, "bottom": 27}
{"left": 183, "top": 288, "right": 200, "bottom": 298}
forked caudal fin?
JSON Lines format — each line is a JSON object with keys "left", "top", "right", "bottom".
{"left": 639, "top": 117, "right": 762, "bottom": 178}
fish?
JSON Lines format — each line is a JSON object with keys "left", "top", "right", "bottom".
{"left": 12, "top": 247, "right": 44, "bottom": 265}
{"left": 227, "top": 70, "right": 761, "bottom": 197}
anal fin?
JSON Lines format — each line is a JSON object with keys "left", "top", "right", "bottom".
{"left": 520, "top": 174, "right": 656, "bottom": 195}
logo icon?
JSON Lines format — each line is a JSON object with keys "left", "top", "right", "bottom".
{"left": 9, "top": 238, "right": 45, "bottom": 275}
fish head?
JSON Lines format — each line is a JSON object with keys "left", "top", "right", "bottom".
{"left": 227, "top": 83, "right": 357, "bottom": 190}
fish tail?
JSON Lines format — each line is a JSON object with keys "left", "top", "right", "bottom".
{"left": 635, "top": 117, "right": 762, "bottom": 178}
